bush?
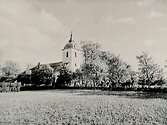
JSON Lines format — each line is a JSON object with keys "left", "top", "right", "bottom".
{"left": 55, "top": 69, "right": 72, "bottom": 88}
{"left": 17, "top": 74, "right": 31, "bottom": 85}
{"left": 31, "top": 65, "right": 54, "bottom": 86}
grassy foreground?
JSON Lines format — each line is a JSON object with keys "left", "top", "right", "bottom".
{"left": 0, "top": 90, "right": 166, "bottom": 125}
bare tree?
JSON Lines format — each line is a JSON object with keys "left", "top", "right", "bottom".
{"left": 1, "top": 60, "right": 20, "bottom": 77}
{"left": 136, "top": 52, "right": 165, "bottom": 87}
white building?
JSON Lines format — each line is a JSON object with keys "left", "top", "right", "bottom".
{"left": 62, "top": 33, "right": 83, "bottom": 72}
{"left": 28, "top": 33, "right": 84, "bottom": 73}
{"left": 21, "top": 33, "right": 84, "bottom": 83}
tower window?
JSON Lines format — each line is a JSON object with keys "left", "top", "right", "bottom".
{"left": 75, "top": 52, "right": 77, "bottom": 57}
{"left": 66, "top": 52, "right": 68, "bottom": 57}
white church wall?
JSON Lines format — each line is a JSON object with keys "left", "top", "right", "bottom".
{"left": 62, "top": 48, "right": 83, "bottom": 72}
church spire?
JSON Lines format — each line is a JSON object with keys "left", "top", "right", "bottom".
{"left": 69, "top": 32, "right": 72, "bottom": 43}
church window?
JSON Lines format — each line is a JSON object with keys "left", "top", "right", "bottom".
{"left": 66, "top": 52, "right": 68, "bottom": 57}
{"left": 75, "top": 52, "right": 77, "bottom": 57}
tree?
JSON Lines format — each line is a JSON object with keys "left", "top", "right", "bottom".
{"left": 1, "top": 60, "right": 20, "bottom": 77}
{"left": 17, "top": 73, "right": 31, "bottom": 86}
{"left": 31, "top": 64, "right": 54, "bottom": 86}
{"left": 25, "top": 63, "right": 34, "bottom": 71}
{"left": 0, "top": 64, "right": 2, "bottom": 76}
{"left": 56, "top": 66, "right": 72, "bottom": 88}
{"left": 121, "top": 67, "right": 137, "bottom": 89}
{"left": 136, "top": 52, "right": 165, "bottom": 87}
{"left": 99, "top": 51, "right": 134, "bottom": 89}
{"left": 80, "top": 42, "right": 134, "bottom": 89}
{"left": 164, "top": 60, "right": 167, "bottom": 84}
{"left": 72, "top": 69, "right": 83, "bottom": 87}
{"left": 81, "top": 41, "right": 107, "bottom": 88}
{"left": 81, "top": 41, "right": 101, "bottom": 64}
{"left": 108, "top": 56, "right": 129, "bottom": 88}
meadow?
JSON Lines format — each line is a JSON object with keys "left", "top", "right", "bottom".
{"left": 0, "top": 90, "right": 166, "bottom": 125}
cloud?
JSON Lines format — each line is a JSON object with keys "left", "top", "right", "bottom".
{"left": 136, "top": 0, "right": 155, "bottom": 7}
{"left": 149, "top": 10, "right": 165, "bottom": 19}
{"left": 144, "top": 40, "right": 155, "bottom": 47}
{"left": 105, "top": 16, "right": 136, "bottom": 24}
{"left": 114, "top": 17, "right": 136, "bottom": 24}
{"left": 0, "top": 0, "right": 67, "bottom": 69}
{"left": 105, "top": 16, "right": 114, "bottom": 23}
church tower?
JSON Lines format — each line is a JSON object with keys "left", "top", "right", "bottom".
{"left": 62, "top": 33, "right": 83, "bottom": 72}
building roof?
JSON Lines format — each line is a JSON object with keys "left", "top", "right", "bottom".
{"left": 30, "top": 61, "right": 63, "bottom": 72}
{"left": 64, "top": 42, "right": 76, "bottom": 49}
{"left": 49, "top": 62, "right": 63, "bottom": 71}
{"left": 63, "top": 32, "right": 81, "bottom": 50}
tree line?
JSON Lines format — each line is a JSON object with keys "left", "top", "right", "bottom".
{"left": 0, "top": 41, "right": 166, "bottom": 91}
{"left": 58, "top": 41, "right": 166, "bottom": 90}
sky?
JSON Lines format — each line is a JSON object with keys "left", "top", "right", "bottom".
{"left": 0, "top": 0, "right": 167, "bottom": 71}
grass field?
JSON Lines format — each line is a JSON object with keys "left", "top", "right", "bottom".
{"left": 0, "top": 90, "right": 166, "bottom": 125}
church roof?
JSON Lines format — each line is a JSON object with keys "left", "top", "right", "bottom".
{"left": 49, "top": 62, "right": 63, "bottom": 71}
{"left": 30, "top": 61, "right": 63, "bottom": 72}
{"left": 63, "top": 32, "right": 81, "bottom": 50}
{"left": 64, "top": 42, "right": 77, "bottom": 49}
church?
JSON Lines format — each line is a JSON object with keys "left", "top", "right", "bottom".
{"left": 27, "top": 33, "right": 84, "bottom": 77}
{"left": 62, "top": 33, "right": 83, "bottom": 72}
